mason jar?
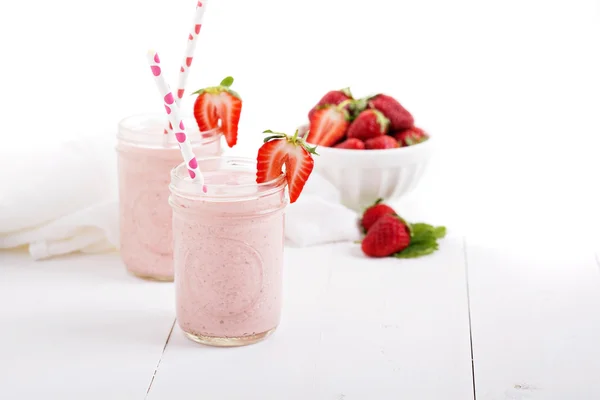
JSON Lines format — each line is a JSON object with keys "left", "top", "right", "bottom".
{"left": 169, "top": 156, "right": 287, "bottom": 346}
{"left": 117, "top": 113, "right": 222, "bottom": 281}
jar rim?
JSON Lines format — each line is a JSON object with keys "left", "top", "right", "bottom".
{"left": 170, "top": 156, "right": 287, "bottom": 201}
{"left": 117, "top": 113, "right": 221, "bottom": 149}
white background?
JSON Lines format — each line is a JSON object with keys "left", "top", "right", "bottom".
{"left": 1, "top": 0, "right": 599, "bottom": 247}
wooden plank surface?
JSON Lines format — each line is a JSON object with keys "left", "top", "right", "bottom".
{"left": 0, "top": 251, "right": 175, "bottom": 400}
{"left": 466, "top": 241, "right": 600, "bottom": 400}
{"left": 147, "top": 236, "right": 474, "bottom": 400}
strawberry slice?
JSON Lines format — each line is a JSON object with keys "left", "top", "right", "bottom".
{"left": 306, "top": 103, "right": 350, "bottom": 147}
{"left": 256, "top": 130, "right": 319, "bottom": 203}
{"left": 194, "top": 93, "right": 218, "bottom": 132}
{"left": 193, "top": 76, "right": 242, "bottom": 147}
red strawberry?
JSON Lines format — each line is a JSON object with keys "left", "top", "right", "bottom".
{"left": 308, "top": 88, "right": 353, "bottom": 120}
{"left": 256, "top": 130, "right": 319, "bottom": 204}
{"left": 393, "top": 126, "right": 429, "bottom": 146}
{"left": 193, "top": 76, "right": 242, "bottom": 148}
{"left": 334, "top": 138, "right": 365, "bottom": 150}
{"left": 361, "top": 198, "right": 396, "bottom": 232}
{"left": 347, "top": 109, "right": 389, "bottom": 141}
{"left": 365, "top": 135, "right": 400, "bottom": 149}
{"left": 306, "top": 104, "right": 350, "bottom": 147}
{"left": 368, "top": 94, "right": 414, "bottom": 131}
{"left": 361, "top": 214, "right": 411, "bottom": 257}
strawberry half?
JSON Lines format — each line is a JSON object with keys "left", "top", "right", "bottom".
{"left": 193, "top": 76, "right": 242, "bottom": 148}
{"left": 256, "top": 130, "right": 319, "bottom": 203}
{"left": 306, "top": 103, "right": 350, "bottom": 147}
{"left": 308, "top": 87, "right": 353, "bottom": 121}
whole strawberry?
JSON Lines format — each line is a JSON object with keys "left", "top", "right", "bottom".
{"left": 361, "top": 199, "right": 396, "bottom": 232}
{"left": 368, "top": 94, "right": 414, "bottom": 131}
{"left": 365, "top": 135, "right": 400, "bottom": 149}
{"left": 347, "top": 109, "right": 389, "bottom": 141}
{"left": 361, "top": 214, "right": 411, "bottom": 257}
{"left": 308, "top": 88, "right": 353, "bottom": 121}
{"left": 335, "top": 138, "right": 365, "bottom": 150}
{"left": 393, "top": 126, "right": 429, "bottom": 146}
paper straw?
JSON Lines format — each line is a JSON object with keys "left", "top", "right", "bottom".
{"left": 162, "top": 0, "right": 208, "bottom": 135}
{"left": 176, "top": 0, "right": 208, "bottom": 104}
{"left": 147, "top": 50, "right": 206, "bottom": 190}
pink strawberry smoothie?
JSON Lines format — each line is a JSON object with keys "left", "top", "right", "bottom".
{"left": 117, "top": 114, "right": 222, "bottom": 281}
{"left": 169, "top": 157, "right": 287, "bottom": 346}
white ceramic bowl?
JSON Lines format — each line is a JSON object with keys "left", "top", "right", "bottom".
{"left": 299, "top": 124, "right": 434, "bottom": 211}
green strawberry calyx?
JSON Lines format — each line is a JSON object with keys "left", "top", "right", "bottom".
{"left": 313, "top": 100, "right": 353, "bottom": 121}
{"left": 262, "top": 129, "right": 319, "bottom": 156}
{"left": 370, "top": 109, "right": 390, "bottom": 133}
{"left": 339, "top": 87, "right": 353, "bottom": 98}
{"left": 191, "top": 76, "right": 240, "bottom": 98}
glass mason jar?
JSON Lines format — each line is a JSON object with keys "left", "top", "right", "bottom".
{"left": 169, "top": 157, "right": 287, "bottom": 347}
{"left": 117, "top": 114, "right": 222, "bottom": 281}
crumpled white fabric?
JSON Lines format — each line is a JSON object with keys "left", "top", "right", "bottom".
{"left": 284, "top": 173, "right": 362, "bottom": 247}
{"left": 0, "top": 135, "right": 361, "bottom": 260}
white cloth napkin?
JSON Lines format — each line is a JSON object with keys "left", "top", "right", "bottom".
{"left": 0, "top": 135, "right": 119, "bottom": 260}
{"left": 284, "top": 173, "right": 362, "bottom": 247}
{"left": 0, "top": 136, "right": 361, "bottom": 260}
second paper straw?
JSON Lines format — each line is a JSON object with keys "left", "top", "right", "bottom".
{"left": 176, "top": 0, "right": 208, "bottom": 104}
{"left": 147, "top": 49, "right": 205, "bottom": 188}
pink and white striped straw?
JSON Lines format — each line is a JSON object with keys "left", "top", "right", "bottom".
{"left": 147, "top": 49, "right": 206, "bottom": 190}
{"left": 163, "top": 0, "right": 208, "bottom": 134}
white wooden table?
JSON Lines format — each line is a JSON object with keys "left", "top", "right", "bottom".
{"left": 1, "top": 236, "right": 600, "bottom": 400}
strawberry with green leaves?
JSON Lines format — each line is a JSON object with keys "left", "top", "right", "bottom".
{"left": 256, "top": 130, "right": 319, "bottom": 204}
{"left": 347, "top": 109, "right": 390, "bottom": 141}
{"left": 193, "top": 76, "right": 242, "bottom": 148}
{"left": 359, "top": 199, "right": 447, "bottom": 258}
{"left": 368, "top": 94, "right": 414, "bottom": 131}
{"left": 306, "top": 103, "right": 350, "bottom": 147}
{"left": 393, "top": 126, "right": 429, "bottom": 146}
{"left": 362, "top": 214, "right": 411, "bottom": 257}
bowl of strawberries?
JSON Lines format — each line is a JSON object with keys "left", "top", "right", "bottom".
{"left": 300, "top": 87, "right": 433, "bottom": 211}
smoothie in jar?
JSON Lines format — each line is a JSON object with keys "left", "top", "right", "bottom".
{"left": 169, "top": 131, "right": 317, "bottom": 347}
{"left": 169, "top": 157, "right": 287, "bottom": 345}
{"left": 117, "top": 114, "right": 222, "bottom": 281}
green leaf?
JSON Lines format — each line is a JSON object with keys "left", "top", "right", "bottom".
{"left": 410, "top": 223, "right": 446, "bottom": 241}
{"left": 263, "top": 134, "right": 286, "bottom": 143}
{"left": 394, "top": 241, "right": 439, "bottom": 258}
{"left": 432, "top": 226, "right": 447, "bottom": 239}
{"left": 220, "top": 76, "right": 234, "bottom": 87}
{"left": 391, "top": 222, "right": 447, "bottom": 259}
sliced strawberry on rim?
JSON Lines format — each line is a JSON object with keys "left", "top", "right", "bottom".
{"left": 306, "top": 101, "right": 350, "bottom": 147}
{"left": 256, "top": 130, "right": 319, "bottom": 204}
{"left": 192, "top": 76, "right": 242, "bottom": 148}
